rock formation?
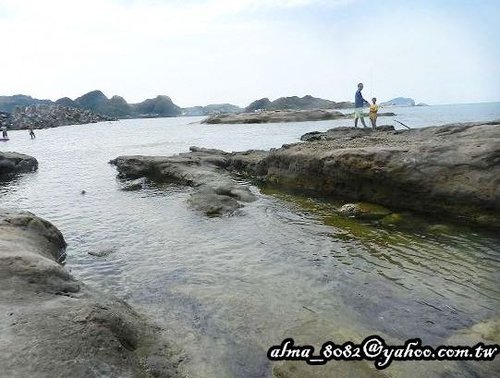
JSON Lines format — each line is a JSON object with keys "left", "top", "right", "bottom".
{"left": 112, "top": 121, "right": 500, "bottom": 228}
{"left": 5, "top": 104, "right": 114, "bottom": 130}
{"left": 110, "top": 146, "right": 258, "bottom": 216}
{"left": 0, "top": 209, "right": 184, "bottom": 377}
{"left": 256, "top": 122, "right": 500, "bottom": 228}
{"left": 244, "top": 95, "right": 353, "bottom": 112}
{"left": 202, "top": 109, "right": 396, "bottom": 125}
{"left": 202, "top": 109, "right": 347, "bottom": 124}
{"left": 0, "top": 151, "right": 38, "bottom": 175}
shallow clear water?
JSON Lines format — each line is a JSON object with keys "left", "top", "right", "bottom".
{"left": 1, "top": 103, "right": 499, "bottom": 377}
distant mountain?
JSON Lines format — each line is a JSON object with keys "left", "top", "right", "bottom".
{"left": 182, "top": 103, "right": 242, "bottom": 116}
{"left": 55, "top": 97, "right": 77, "bottom": 108}
{"left": 0, "top": 95, "right": 52, "bottom": 113}
{"left": 72, "top": 91, "right": 181, "bottom": 118}
{"left": 245, "top": 98, "right": 272, "bottom": 112}
{"left": 132, "top": 95, "right": 181, "bottom": 117}
{"left": 245, "top": 95, "right": 353, "bottom": 112}
{"left": 381, "top": 97, "right": 416, "bottom": 106}
{"left": 0, "top": 91, "right": 182, "bottom": 119}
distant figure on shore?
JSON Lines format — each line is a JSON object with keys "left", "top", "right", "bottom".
{"left": 369, "top": 97, "right": 379, "bottom": 129}
{"left": 29, "top": 127, "right": 36, "bottom": 139}
{"left": 354, "top": 83, "right": 369, "bottom": 128}
{"left": 1, "top": 126, "right": 8, "bottom": 139}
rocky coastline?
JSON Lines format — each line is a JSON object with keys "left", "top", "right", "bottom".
{"left": 0, "top": 104, "right": 114, "bottom": 130}
{"left": 112, "top": 121, "right": 500, "bottom": 229}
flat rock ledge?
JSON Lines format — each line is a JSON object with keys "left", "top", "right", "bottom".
{"left": 0, "top": 209, "right": 184, "bottom": 378}
{"left": 202, "top": 109, "right": 396, "bottom": 125}
{"left": 202, "top": 109, "right": 346, "bottom": 124}
{"left": 111, "top": 121, "right": 500, "bottom": 229}
{"left": 110, "top": 146, "right": 261, "bottom": 216}
{"left": 0, "top": 151, "right": 38, "bottom": 175}
{"left": 258, "top": 121, "right": 500, "bottom": 229}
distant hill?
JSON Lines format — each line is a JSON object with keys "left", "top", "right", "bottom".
{"left": 381, "top": 97, "right": 416, "bottom": 106}
{"left": 0, "top": 91, "right": 182, "bottom": 119}
{"left": 245, "top": 95, "right": 353, "bottom": 112}
{"left": 72, "top": 91, "right": 181, "bottom": 118}
{"left": 132, "top": 95, "right": 181, "bottom": 117}
{"left": 0, "top": 95, "right": 52, "bottom": 113}
{"left": 245, "top": 98, "right": 272, "bottom": 112}
{"left": 182, "top": 103, "right": 242, "bottom": 116}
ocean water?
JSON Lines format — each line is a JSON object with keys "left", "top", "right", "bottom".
{"left": 1, "top": 102, "right": 499, "bottom": 377}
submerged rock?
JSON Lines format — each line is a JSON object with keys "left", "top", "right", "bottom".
{"left": 188, "top": 189, "right": 243, "bottom": 216}
{"left": 0, "top": 209, "right": 184, "bottom": 377}
{"left": 0, "top": 151, "right": 38, "bottom": 175}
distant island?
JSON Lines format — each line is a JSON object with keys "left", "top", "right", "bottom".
{"left": 380, "top": 97, "right": 416, "bottom": 106}
{"left": 0, "top": 91, "right": 420, "bottom": 128}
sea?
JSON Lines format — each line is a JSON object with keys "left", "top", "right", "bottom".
{"left": 1, "top": 102, "right": 499, "bottom": 377}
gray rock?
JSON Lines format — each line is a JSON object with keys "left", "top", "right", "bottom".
{"left": 7, "top": 104, "right": 114, "bottom": 130}
{"left": 0, "top": 209, "right": 184, "bottom": 377}
{"left": 0, "top": 151, "right": 38, "bottom": 175}
{"left": 202, "top": 109, "right": 346, "bottom": 124}
{"left": 111, "top": 121, "right": 500, "bottom": 228}
{"left": 120, "top": 178, "right": 146, "bottom": 191}
{"left": 265, "top": 121, "right": 500, "bottom": 229}
{"left": 338, "top": 203, "right": 392, "bottom": 220}
{"left": 188, "top": 189, "right": 242, "bottom": 216}
{"left": 110, "top": 148, "right": 259, "bottom": 217}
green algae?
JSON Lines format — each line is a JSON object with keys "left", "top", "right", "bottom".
{"left": 259, "top": 185, "right": 415, "bottom": 245}
{"left": 258, "top": 184, "right": 480, "bottom": 248}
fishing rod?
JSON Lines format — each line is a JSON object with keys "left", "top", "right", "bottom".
{"left": 394, "top": 119, "right": 411, "bottom": 130}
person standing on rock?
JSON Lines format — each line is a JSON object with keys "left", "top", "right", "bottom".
{"left": 369, "top": 97, "right": 379, "bottom": 129}
{"left": 354, "top": 83, "right": 369, "bottom": 128}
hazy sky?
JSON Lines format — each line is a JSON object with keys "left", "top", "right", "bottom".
{"left": 0, "top": 0, "right": 499, "bottom": 107}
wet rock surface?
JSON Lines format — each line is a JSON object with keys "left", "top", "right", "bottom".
{"left": 112, "top": 121, "right": 500, "bottom": 228}
{"left": 0, "top": 151, "right": 38, "bottom": 175}
{"left": 0, "top": 209, "right": 184, "bottom": 377}
{"left": 260, "top": 121, "right": 500, "bottom": 229}
{"left": 110, "top": 146, "right": 258, "bottom": 216}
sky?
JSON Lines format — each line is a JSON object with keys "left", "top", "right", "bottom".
{"left": 0, "top": 0, "right": 499, "bottom": 107}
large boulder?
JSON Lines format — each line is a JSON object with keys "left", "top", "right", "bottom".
{"left": 0, "top": 151, "right": 38, "bottom": 175}
{"left": 0, "top": 210, "right": 184, "bottom": 377}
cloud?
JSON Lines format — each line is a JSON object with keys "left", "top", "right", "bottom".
{"left": 0, "top": 0, "right": 497, "bottom": 105}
